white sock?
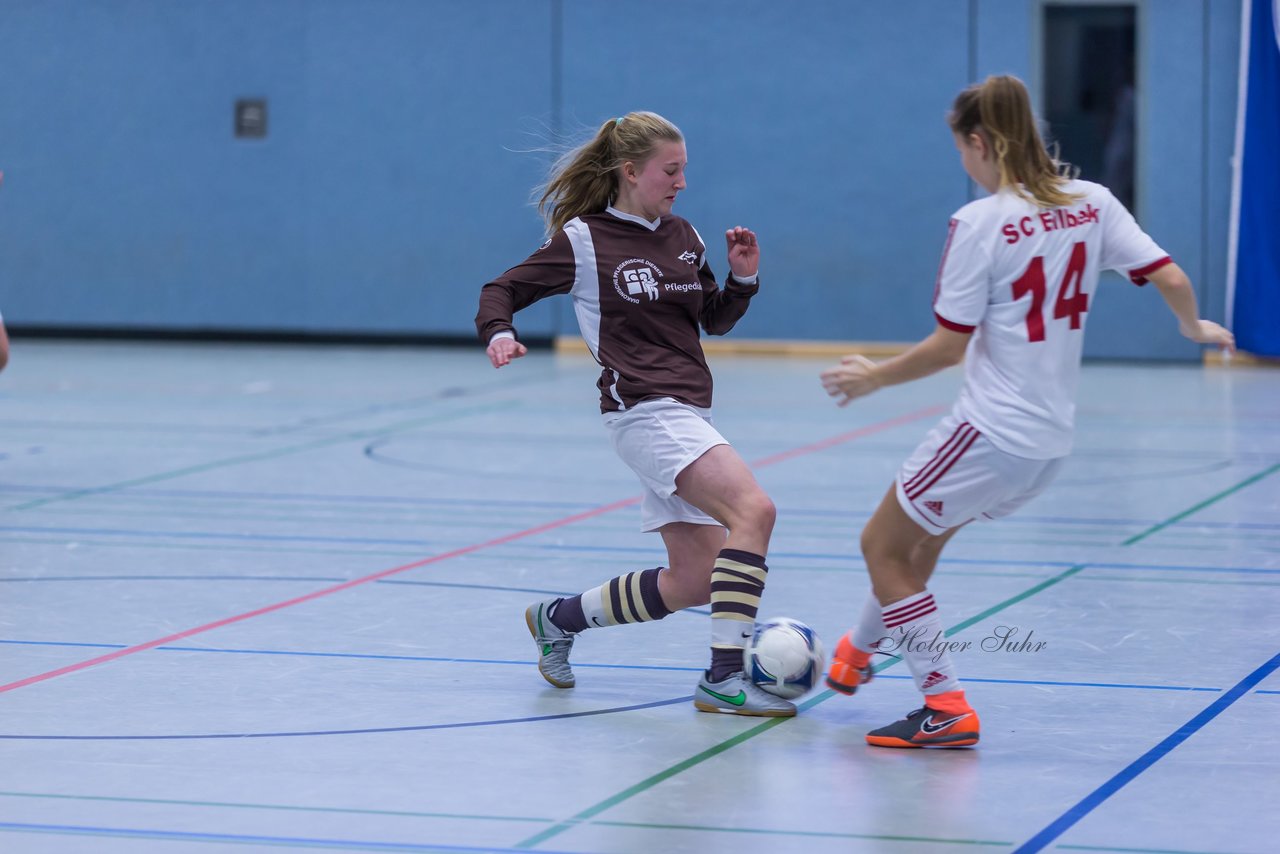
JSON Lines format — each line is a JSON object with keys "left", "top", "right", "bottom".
{"left": 850, "top": 595, "right": 888, "bottom": 652}
{"left": 881, "top": 589, "right": 961, "bottom": 696}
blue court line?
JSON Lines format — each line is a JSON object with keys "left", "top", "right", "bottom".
{"left": 0, "top": 696, "right": 692, "bottom": 741}
{"left": 1011, "top": 649, "right": 1280, "bottom": 853}
{"left": 508, "top": 546, "right": 1280, "bottom": 576}
{"left": 0, "top": 639, "right": 1236, "bottom": 694}
{"left": 0, "top": 483, "right": 596, "bottom": 511}
{"left": 4, "top": 481, "right": 1279, "bottom": 530}
{"left": 0, "top": 574, "right": 721, "bottom": 615}
{"left": 249, "top": 370, "right": 563, "bottom": 437}
{"left": 374, "top": 579, "right": 714, "bottom": 615}
{"left": 0, "top": 419, "right": 259, "bottom": 434}
{"left": 0, "top": 639, "right": 707, "bottom": 672}
{"left": 0, "top": 524, "right": 440, "bottom": 547}
{"left": 4, "top": 529, "right": 1277, "bottom": 575}
{"left": 0, "top": 821, "right": 586, "bottom": 854}
{"left": 943, "top": 675, "right": 1222, "bottom": 693}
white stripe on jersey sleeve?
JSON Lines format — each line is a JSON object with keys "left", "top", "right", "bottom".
{"left": 564, "top": 218, "right": 625, "bottom": 409}
{"left": 690, "top": 224, "right": 707, "bottom": 269}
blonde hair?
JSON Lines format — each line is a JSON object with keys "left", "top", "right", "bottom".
{"left": 948, "top": 75, "right": 1082, "bottom": 209}
{"left": 537, "top": 111, "right": 683, "bottom": 235}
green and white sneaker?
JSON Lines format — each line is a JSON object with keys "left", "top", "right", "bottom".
{"left": 694, "top": 671, "right": 797, "bottom": 717}
{"left": 525, "top": 599, "right": 576, "bottom": 688}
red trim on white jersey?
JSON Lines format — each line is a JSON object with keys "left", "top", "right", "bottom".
{"left": 934, "top": 311, "right": 976, "bottom": 333}
{"left": 1127, "top": 256, "right": 1173, "bottom": 286}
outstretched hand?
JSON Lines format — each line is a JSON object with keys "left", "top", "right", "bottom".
{"left": 1180, "top": 319, "right": 1236, "bottom": 353}
{"left": 725, "top": 226, "right": 759, "bottom": 280}
{"left": 820, "top": 354, "right": 881, "bottom": 407}
{"left": 487, "top": 337, "right": 527, "bottom": 369}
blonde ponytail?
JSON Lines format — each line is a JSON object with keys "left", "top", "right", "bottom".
{"left": 538, "top": 111, "right": 683, "bottom": 235}
{"left": 948, "top": 75, "right": 1083, "bottom": 209}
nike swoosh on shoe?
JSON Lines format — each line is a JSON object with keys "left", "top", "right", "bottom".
{"left": 921, "top": 712, "right": 970, "bottom": 734}
{"left": 700, "top": 687, "right": 747, "bottom": 706}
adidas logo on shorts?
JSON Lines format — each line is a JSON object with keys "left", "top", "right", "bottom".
{"left": 923, "top": 500, "right": 945, "bottom": 516}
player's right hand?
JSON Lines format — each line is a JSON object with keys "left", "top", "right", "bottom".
{"left": 1180, "top": 320, "right": 1236, "bottom": 353}
{"left": 487, "top": 337, "right": 528, "bottom": 368}
{"left": 820, "top": 354, "right": 881, "bottom": 406}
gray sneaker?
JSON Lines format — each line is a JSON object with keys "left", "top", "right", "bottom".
{"left": 694, "top": 671, "right": 797, "bottom": 717}
{"left": 525, "top": 599, "right": 576, "bottom": 688}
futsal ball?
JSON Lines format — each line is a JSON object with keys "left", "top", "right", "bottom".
{"left": 744, "top": 617, "right": 825, "bottom": 699}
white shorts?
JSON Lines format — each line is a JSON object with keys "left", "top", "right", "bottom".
{"left": 603, "top": 398, "right": 726, "bottom": 533}
{"left": 895, "top": 414, "right": 1064, "bottom": 535}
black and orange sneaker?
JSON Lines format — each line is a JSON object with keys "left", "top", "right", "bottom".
{"left": 825, "top": 632, "right": 875, "bottom": 696}
{"left": 865, "top": 705, "right": 980, "bottom": 748}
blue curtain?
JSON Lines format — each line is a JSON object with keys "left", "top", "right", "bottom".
{"left": 1233, "top": 0, "right": 1280, "bottom": 356}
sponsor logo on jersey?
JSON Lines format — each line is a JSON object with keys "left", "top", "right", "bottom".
{"left": 678, "top": 250, "right": 699, "bottom": 265}
{"left": 613, "top": 258, "right": 662, "bottom": 303}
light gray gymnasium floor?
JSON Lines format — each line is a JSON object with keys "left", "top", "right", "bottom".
{"left": 0, "top": 339, "right": 1278, "bottom": 854}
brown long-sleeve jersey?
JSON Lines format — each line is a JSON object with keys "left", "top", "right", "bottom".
{"left": 475, "top": 208, "right": 759, "bottom": 412}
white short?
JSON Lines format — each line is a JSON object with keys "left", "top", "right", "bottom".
{"left": 895, "top": 413, "right": 1064, "bottom": 535}
{"left": 603, "top": 398, "right": 726, "bottom": 532}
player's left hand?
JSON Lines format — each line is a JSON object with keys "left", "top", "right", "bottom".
{"left": 725, "top": 226, "right": 759, "bottom": 280}
{"left": 821, "top": 354, "right": 881, "bottom": 406}
{"left": 1179, "top": 319, "right": 1236, "bottom": 353}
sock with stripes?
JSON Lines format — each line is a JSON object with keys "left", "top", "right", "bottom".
{"left": 708, "top": 548, "right": 768, "bottom": 681}
{"left": 880, "top": 589, "right": 963, "bottom": 698}
{"left": 548, "top": 567, "right": 673, "bottom": 634}
{"left": 850, "top": 594, "right": 889, "bottom": 658}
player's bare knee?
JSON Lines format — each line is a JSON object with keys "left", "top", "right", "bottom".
{"left": 746, "top": 492, "right": 777, "bottom": 535}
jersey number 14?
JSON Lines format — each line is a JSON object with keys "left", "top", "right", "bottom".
{"left": 1010, "top": 241, "right": 1089, "bottom": 342}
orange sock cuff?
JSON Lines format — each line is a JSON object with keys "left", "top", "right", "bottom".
{"left": 835, "top": 634, "right": 873, "bottom": 668}
{"left": 847, "top": 647, "right": 872, "bottom": 668}
{"left": 925, "top": 690, "right": 971, "bottom": 715}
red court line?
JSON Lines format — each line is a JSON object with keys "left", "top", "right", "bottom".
{"left": 0, "top": 404, "right": 943, "bottom": 695}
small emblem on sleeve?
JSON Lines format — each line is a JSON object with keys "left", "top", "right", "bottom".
{"left": 677, "top": 250, "right": 698, "bottom": 265}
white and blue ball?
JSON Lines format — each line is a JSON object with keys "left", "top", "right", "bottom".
{"left": 744, "top": 617, "right": 825, "bottom": 699}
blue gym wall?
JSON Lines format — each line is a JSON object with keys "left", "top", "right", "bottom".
{"left": 0, "top": 0, "right": 1242, "bottom": 359}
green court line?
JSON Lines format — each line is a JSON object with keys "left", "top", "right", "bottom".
{"left": 0, "top": 824, "right": 492, "bottom": 853}
{"left": 513, "top": 566, "right": 1087, "bottom": 850}
{"left": 589, "top": 819, "right": 1011, "bottom": 846}
{"left": 1078, "top": 573, "right": 1280, "bottom": 588}
{"left": 6, "top": 401, "right": 517, "bottom": 513}
{"left": 0, "top": 792, "right": 1013, "bottom": 849}
{"left": 1121, "top": 462, "right": 1280, "bottom": 546}
{"left": 0, "top": 790, "right": 550, "bottom": 824}
{"left": 514, "top": 462, "right": 1280, "bottom": 849}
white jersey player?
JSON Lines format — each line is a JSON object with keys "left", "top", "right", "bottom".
{"left": 819, "top": 75, "right": 1234, "bottom": 749}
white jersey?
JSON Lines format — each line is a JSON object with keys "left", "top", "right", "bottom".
{"left": 933, "top": 179, "right": 1170, "bottom": 459}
